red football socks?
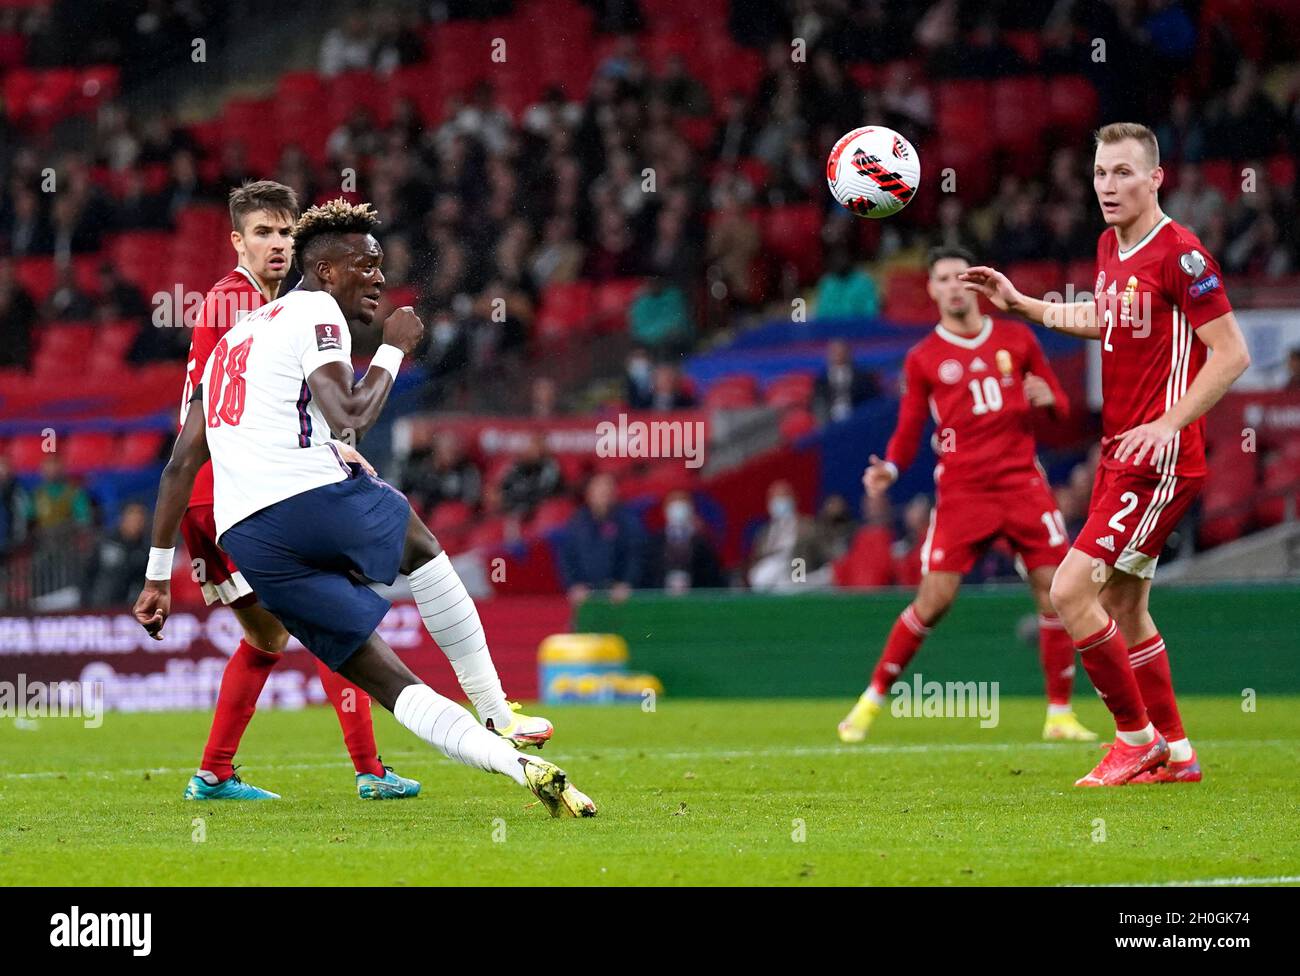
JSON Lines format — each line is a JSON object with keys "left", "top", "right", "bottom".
{"left": 314, "top": 659, "right": 384, "bottom": 777}
{"left": 1075, "top": 619, "right": 1150, "bottom": 732}
{"left": 869, "top": 604, "right": 932, "bottom": 696}
{"left": 200, "top": 639, "right": 279, "bottom": 781}
{"left": 1038, "top": 612, "right": 1076, "bottom": 706}
{"left": 1127, "top": 632, "right": 1186, "bottom": 743}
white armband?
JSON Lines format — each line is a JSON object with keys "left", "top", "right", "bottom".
{"left": 372, "top": 344, "right": 405, "bottom": 378}
{"left": 146, "top": 547, "right": 175, "bottom": 581}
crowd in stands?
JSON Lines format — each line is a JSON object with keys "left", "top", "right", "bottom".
{"left": 3, "top": 0, "right": 1300, "bottom": 607}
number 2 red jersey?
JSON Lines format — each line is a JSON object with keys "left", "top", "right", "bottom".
{"left": 180, "top": 267, "right": 266, "bottom": 508}
{"left": 884, "top": 317, "right": 1069, "bottom": 492}
{"left": 1093, "top": 215, "right": 1233, "bottom": 478}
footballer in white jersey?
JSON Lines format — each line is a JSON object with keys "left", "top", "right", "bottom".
{"left": 135, "top": 200, "right": 588, "bottom": 815}
{"left": 201, "top": 288, "right": 356, "bottom": 540}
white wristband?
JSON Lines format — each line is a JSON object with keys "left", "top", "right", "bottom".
{"left": 372, "top": 344, "right": 404, "bottom": 378}
{"left": 146, "top": 547, "right": 175, "bottom": 581}
{"left": 882, "top": 461, "right": 899, "bottom": 482}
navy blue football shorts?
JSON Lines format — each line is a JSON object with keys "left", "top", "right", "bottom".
{"left": 220, "top": 466, "right": 411, "bottom": 670}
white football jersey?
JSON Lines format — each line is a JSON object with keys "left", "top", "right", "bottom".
{"left": 200, "top": 288, "right": 354, "bottom": 538}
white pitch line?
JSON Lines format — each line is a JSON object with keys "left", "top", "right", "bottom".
{"left": 1065, "top": 875, "right": 1300, "bottom": 887}
{"left": 0, "top": 738, "right": 1292, "bottom": 781}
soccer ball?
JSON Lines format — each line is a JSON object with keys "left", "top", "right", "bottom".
{"left": 826, "top": 126, "right": 921, "bottom": 219}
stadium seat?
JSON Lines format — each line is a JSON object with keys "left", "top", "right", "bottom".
{"left": 762, "top": 204, "right": 824, "bottom": 284}
{"left": 935, "top": 81, "right": 993, "bottom": 151}
{"left": 1200, "top": 160, "right": 1239, "bottom": 202}
{"left": 590, "top": 278, "right": 644, "bottom": 333}
{"left": 117, "top": 430, "right": 166, "bottom": 468}
{"left": 108, "top": 231, "right": 173, "bottom": 291}
{"left": 702, "top": 375, "right": 758, "bottom": 410}
{"left": 14, "top": 256, "right": 56, "bottom": 303}
{"left": 465, "top": 517, "right": 508, "bottom": 551}
{"left": 529, "top": 496, "right": 577, "bottom": 534}
{"left": 427, "top": 500, "right": 475, "bottom": 537}
{"left": 1005, "top": 261, "right": 1065, "bottom": 301}
{"left": 7, "top": 434, "right": 48, "bottom": 474}
{"left": 32, "top": 323, "right": 94, "bottom": 378}
{"left": 536, "top": 281, "right": 594, "bottom": 340}
{"left": 882, "top": 268, "right": 934, "bottom": 323}
{"left": 764, "top": 373, "right": 815, "bottom": 412}
{"left": 779, "top": 408, "right": 817, "bottom": 442}
{"left": 1266, "top": 153, "right": 1296, "bottom": 191}
{"left": 1046, "top": 76, "right": 1099, "bottom": 134}
{"left": 63, "top": 432, "right": 117, "bottom": 475}
{"left": 991, "top": 76, "right": 1048, "bottom": 171}
{"left": 87, "top": 322, "right": 139, "bottom": 376}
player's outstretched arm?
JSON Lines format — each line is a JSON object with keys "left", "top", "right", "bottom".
{"left": 1113, "top": 312, "right": 1251, "bottom": 466}
{"left": 960, "top": 266, "right": 1100, "bottom": 340}
{"left": 133, "top": 391, "right": 211, "bottom": 639}
{"left": 308, "top": 306, "right": 424, "bottom": 442}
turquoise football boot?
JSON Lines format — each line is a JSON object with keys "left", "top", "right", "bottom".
{"left": 184, "top": 771, "right": 280, "bottom": 800}
{"left": 356, "top": 761, "right": 421, "bottom": 800}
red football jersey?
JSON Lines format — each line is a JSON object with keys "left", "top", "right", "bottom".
{"left": 180, "top": 267, "right": 266, "bottom": 508}
{"left": 1093, "top": 215, "right": 1233, "bottom": 478}
{"left": 885, "top": 317, "right": 1069, "bottom": 492}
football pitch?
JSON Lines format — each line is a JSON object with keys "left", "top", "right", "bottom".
{"left": 3, "top": 697, "right": 1298, "bottom": 887}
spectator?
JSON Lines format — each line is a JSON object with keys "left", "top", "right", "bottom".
{"left": 42, "top": 262, "right": 93, "bottom": 321}
{"left": 29, "top": 456, "right": 92, "bottom": 537}
{"left": 1164, "top": 163, "right": 1225, "bottom": 235}
{"left": 642, "top": 490, "right": 725, "bottom": 593}
{"left": 0, "top": 457, "right": 31, "bottom": 556}
{"left": 706, "top": 186, "right": 761, "bottom": 307}
{"left": 991, "top": 191, "right": 1051, "bottom": 265}
{"left": 629, "top": 278, "right": 693, "bottom": 353}
{"left": 892, "top": 494, "right": 933, "bottom": 588}
{"left": 1284, "top": 348, "right": 1300, "bottom": 391}
{"left": 84, "top": 502, "right": 150, "bottom": 606}
{"left": 94, "top": 262, "right": 148, "bottom": 322}
{"left": 834, "top": 492, "right": 897, "bottom": 588}
{"left": 648, "top": 363, "right": 697, "bottom": 411}
{"left": 319, "top": 12, "right": 374, "bottom": 77}
{"left": 812, "top": 250, "right": 879, "bottom": 319}
{"left": 499, "top": 432, "right": 564, "bottom": 518}
{"left": 814, "top": 339, "right": 880, "bottom": 423}
{"left": 530, "top": 214, "right": 584, "bottom": 286}
{"left": 531, "top": 376, "right": 560, "bottom": 418}
{"left": 656, "top": 53, "right": 711, "bottom": 117}
{"left": 4, "top": 185, "right": 49, "bottom": 256}
{"left": 0, "top": 257, "right": 37, "bottom": 368}
{"left": 816, "top": 494, "right": 857, "bottom": 562}
{"left": 747, "top": 480, "right": 830, "bottom": 591}
{"left": 625, "top": 347, "right": 655, "bottom": 409}
{"left": 401, "top": 432, "right": 483, "bottom": 513}
{"left": 559, "top": 472, "right": 645, "bottom": 604}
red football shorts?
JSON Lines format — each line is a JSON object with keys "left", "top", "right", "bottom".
{"left": 922, "top": 474, "right": 1069, "bottom": 576}
{"left": 1072, "top": 463, "right": 1204, "bottom": 580}
{"left": 179, "top": 504, "right": 258, "bottom": 607}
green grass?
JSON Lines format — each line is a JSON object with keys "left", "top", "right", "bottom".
{"left": 2, "top": 696, "right": 1298, "bottom": 886}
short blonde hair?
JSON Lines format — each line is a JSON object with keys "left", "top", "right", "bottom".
{"left": 1095, "top": 122, "right": 1160, "bottom": 169}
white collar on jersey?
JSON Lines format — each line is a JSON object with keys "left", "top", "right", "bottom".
{"left": 1116, "top": 213, "right": 1172, "bottom": 261}
{"left": 232, "top": 264, "right": 268, "bottom": 298}
{"left": 934, "top": 315, "right": 992, "bottom": 349}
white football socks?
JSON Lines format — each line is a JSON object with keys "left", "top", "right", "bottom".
{"left": 393, "top": 684, "right": 526, "bottom": 785}
{"left": 1116, "top": 723, "right": 1157, "bottom": 746}
{"left": 1167, "top": 737, "right": 1193, "bottom": 763}
{"left": 407, "top": 552, "right": 513, "bottom": 727}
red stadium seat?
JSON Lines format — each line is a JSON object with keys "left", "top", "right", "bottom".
{"left": 935, "top": 81, "right": 993, "bottom": 150}
{"left": 1200, "top": 160, "right": 1239, "bottom": 202}
{"left": 1005, "top": 261, "right": 1065, "bottom": 302}
{"left": 1066, "top": 259, "right": 1097, "bottom": 291}
{"left": 528, "top": 496, "right": 577, "bottom": 534}
{"left": 427, "top": 500, "right": 475, "bottom": 537}
{"left": 33, "top": 324, "right": 94, "bottom": 378}
{"left": 63, "top": 432, "right": 117, "bottom": 475}
{"left": 7, "top": 434, "right": 48, "bottom": 474}
{"left": 87, "top": 322, "right": 139, "bottom": 376}
{"left": 14, "top": 256, "right": 56, "bottom": 303}
{"left": 118, "top": 430, "right": 166, "bottom": 468}
{"left": 703, "top": 375, "right": 758, "bottom": 410}
{"left": 882, "top": 268, "right": 934, "bottom": 323}
{"left": 991, "top": 77, "right": 1048, "bottom": 172}
{"left": 590, "top": 278, "right": 644, "bottom": 333}
{"left": 535, "top": 281, "right": 594, "bottom": 340}
{"left": 1266, "top": 154, "right": 1296, "bottom": 191}
{"left": 762, "top": 204, "right": 824, "bottom": 284}
{"left": 1046, "top": 76, "right": 1099, "bottom": 134}
{"left": 764, "top": 373, "right": 815, "bottom": 411}
{"left": 465, "top": 517, "right": 508, "bottom": 551}
{"left": 779, "top": 408, "right": 817, "bottom": 441}
{"left": 108, "top": 231, "right": 173, "bottom": 291}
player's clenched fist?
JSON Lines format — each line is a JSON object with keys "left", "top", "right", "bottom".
{"left": 383, "top": 306, "right": 425, "bottom": 354}
{"left": 862, "top": 454, "right": 898, "bottom": 497}
{"left": 133, "top": 581, "right": 171, "bottom": 640}
{"left": 1023, "top": 373, "right": 1055, "bottom": 407}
